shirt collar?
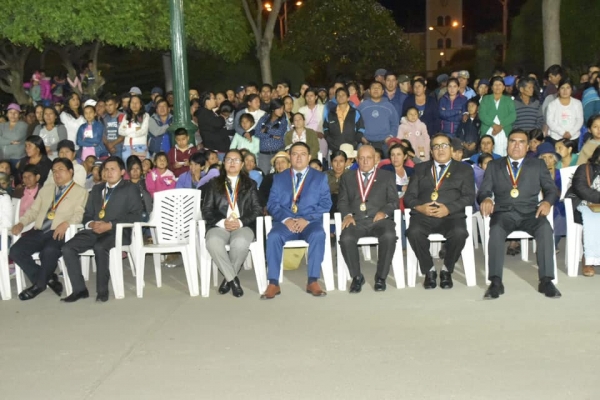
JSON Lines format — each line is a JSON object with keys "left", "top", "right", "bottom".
{"left": 508, "top": 157, "right": 524, "bottom": 167}
{"left": 106, "top": 179, "right": 122, "bottom": 190}
{"left": 293, "top": 167, "right": 309, "bottom": 176}
{"left": 434, "top": 159, "right": 451, "bottom": 168}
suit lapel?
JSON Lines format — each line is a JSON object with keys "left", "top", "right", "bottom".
{"left": 427, "top": 160, "right": 436, "bottom": 187}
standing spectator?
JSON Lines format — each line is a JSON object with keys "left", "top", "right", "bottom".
{"left": 0, "top": 103, "right": 28, "bottom": 167}
{"left": 145, "top": 152, "right": 176, "bottom": 197}
{"left": 102, "top": 96, "right": 124, "bottom": 157}
{"left": 358, "top": 81, "right": 400, "bottom": 157}
{"left": 402, "top": 78, "right": 440, "bottom": 140}
{"left": 582, "top": 74, "right": 600, "bottom": 123}
{"left": 259, "top": 84, "right": 273, "bottom": 112}
{"left": 195, "top": 92, "right": 231, "bottom": 158}
{"left": 119, "top": 94, "right": 149, "bottom": 161}
{"left": 145, "top": 86, "right": 163, "bottom": 114}
{"left": 457, "top": 70, "right": 476, "bottom": 99}
{"left": 233, "top": 94, "right": 265, "bottom": 135}
{"left": 60, "top": 93, "right": 85, "bottom": 149}
{"left": 275, "top": 80, "right": 300, "bottom": 112}
{"left": 76, "top": 102, "right": 108, "bottom": 160}
{"left": 168, "top": 128, "right": 197, "bottom": 177}
{"left": 542, "top": 64, "right": 564, "bottom": 101}
{"left": 513, "top": 77, "right": 544, "bottom": 132}
{"left": 384, "top": 72, "right": 408, "bottom": 118}
{"left": 254, "top": 99, "right": 288, "bottom": 173}
{"left": 15, "top": 136, "right": 53, "bottom": 187}
{"left": 439, "top": 78, "right": 468, "bottom": 138}
{"left": 33, "top": 107, "right": 67, "bottom": 160}
{"left": 323, "top": 88, "right": 365, "bottom": 154}
{"left": 284, "top": 113, "right": 320, "bottom": 160}
{"left": 148, "top": 99, "right": 173, "bottom": 155}
{"left": 299, "top": 88, "right": 327, "bottom": 160}
{"left": 479, "top": 76, "right": 516, "bottom": 156}
{"left": 546, "top": 78, "right": 584, "bottom": 142}
{"left": 455, "top": 99, "right": 481, "bottom": 158}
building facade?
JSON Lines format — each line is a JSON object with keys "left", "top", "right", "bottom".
{"left": 426, "top": 0, "right": 463, "bottom": 72}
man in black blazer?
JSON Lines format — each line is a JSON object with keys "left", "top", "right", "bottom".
{"left": 478, "top": 130, "right": 560, "bottom": 299}
{"left": 338, "top": 145, "right": 399, "bottom": 292}
{"left": 61, "top": 156, "right": 143, "bottom": 303}
{"left": 404, "top": 134, "right": 475, "bottom": 289}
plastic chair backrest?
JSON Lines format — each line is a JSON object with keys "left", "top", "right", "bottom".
{"left": 151, "top": 189, "right": 201, "bottom": 244}
{"left": 559, "top": 166, "right": 577, "bottom": 200}
{"left": 12, "top": 198, "right": 20, "bottom": 225}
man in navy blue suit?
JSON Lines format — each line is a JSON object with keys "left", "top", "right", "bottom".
{"left": 262, "top": 142, "right": 332, "bottom": 299}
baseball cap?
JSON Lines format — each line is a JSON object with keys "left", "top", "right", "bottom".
{"left": 374, "top": 69, "right": 387, "bottom": 78}
{"left": 504, "top": 76, "right": 516, "bottom": 86}
{"left": 129, "top": 86, "right": 142, "bottom": 95}
{"left": 83, "top": 99, "right": 97, "bottom": 108}
{"left": 451, "top": 137, "right": 465, "bottom": 151}
{"left": 458, "top": 70, "right": 470, "bottom": 79}
{"left": 478, "top": 79, "right": 490, "bottom": 87}
{"left": 235, "top": 86, "right": 245, "bottom": 94}
{"left": 6, "top": 103, "right": 21, "bottom": 112}
{"left": 398, "top": 75, "right": 410, "bottom": 84}
{"left": 437, "top": 74, "right": 449, "bottom": 84}
{"left": 151, "top": 86, "right": 164, "bottom": 96}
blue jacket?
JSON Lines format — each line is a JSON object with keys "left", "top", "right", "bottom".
{"left": 255, "top": 114, "right": 288, "bottom": 153}
{"left": 385, "top": 90, "right": 408, "bottom": 119}
{"left": 438, "top": 93, "right": 468, "bottom": 136}
{"left": 76, "top": 121, "right": 108, "bottom": 157}
{"left": 175, "top": 171, "right": 202, "bottom": 189}
{"left": 357, "top": 98, "right": 400, "bottom": 142}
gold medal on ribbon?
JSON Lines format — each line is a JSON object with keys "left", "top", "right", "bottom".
{"left": 47, "top": 211, "right": 56, "bottom": 220}
{"left": 431, "top": 191, "right": 439, "bottom": 201}
{"left": 510, "top": 188, "right": 519, "bottom": 198}
{"left": 291, "top": 170, "right": 308, "bottom": 215}
{"left": 47, "top": 182, "right": 75, "bottom": 222}
{"left": 99, "top": 210, "right": 105, "bottom": 219}
{"left": 357, "top": 170, "right": 377, "bottom": 212}
{"left": 431, "top": 163, "right": 450, "bottom": 202}
{"left": 506, "top": 159, "right": 523, "bottom": 200}
{"left": 225, "top": 178, "right": 240, "bottom": 219}
{"left": 359, "top": 202, "right": 367, "bottom": 211}
{"left": 291, "top": 203, "right": 298, "bottom": 214}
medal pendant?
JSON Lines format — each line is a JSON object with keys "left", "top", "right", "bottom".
{"left": 291, "top": 204, "right": 298, "bottom": 214}
{"left": 510, "top": 188, "right": 519, "bottom": 198}
{"left": 47, "top": 211, "right": 55, "bottom": 220}
{"left": 431, "top": 191, "right": 439, "bottom": 201}
{"left": 359, "top": 202, "right": 367, "bottom": 211}
{"left": 99, "top": 210, "right": 106, "bottom": 219}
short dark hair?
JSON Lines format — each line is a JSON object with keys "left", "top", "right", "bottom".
{"left": 477, "top": 152, "right": 494, "bottom": 166}
{"left": 261, "top": 83, "right": 273, "bottom": 92}
{"left": 22, "top": 163, "right": 39, "bottom": 176}
{"left": 335, "top": 87, "right": 350, "bottom": 98}
{"left": 0, "top": 160, "right": 11, "bottom": 172}
{"left": 556, "top": 138, "right": 578, "bottom": 153}
{"left": 370, "top": 81, "right": 384, "bottom": 90}
{"left": 174, "top": 128, "right": 188, "bottom": 137}
{"left": 508, "top": 129, "right": 529, "bottom": 141}
{"left": 52, "top": 157, "right": 74, "bottom": 171}
{"left": 330, "top": 150, "right": 348, "bottom": 162}
{"left": 56, "top": 139, "right": 75, "bottom": 153}
{"left": 126, "top": 155, "right": 143, "bottom": 173}
{"left": 289, "top": 141, "right": 311, "bottom": 154}
{"left": 219, "top": 100, "right": 235, "bottom": 115}
{"left": 245, "top": 93, "right": 260, "bottom": 104}
{"left": 528, "top": 128, "right": 544, "bottom": 142}
{"left": 276, "top": 79, "right": 291, "bottom": 89}
{"left": 239, "top": 113, "right": 255, "bottom": 125}
{"left": 246, "top": 81, "right": 259, "bottom": 91}
{"left": 309, "top": 159, "right": 322, "bottom": 168}
{"left": 103, "top": 156, "right": 125, "bottom": 171}
{"left": 430, "top": 133, "right": 451, "bottom": 147}
{"left": 546, "top": 64, "right": 564, "bottom": 77}
{"left": 384, "top": 71, "right": 397, "bottom": 80}
{"left": 154, "top": 151, "right": 168, "bottom": 162}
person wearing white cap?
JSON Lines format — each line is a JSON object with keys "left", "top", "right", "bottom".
{"left": 129, "top": 86, "right": 142, "bottom": 96}
{"left": 457, "top": 71, "right": 476, "bottom": 100}
{"left": 0, "top": 103, "right": 28, "bottom": 166}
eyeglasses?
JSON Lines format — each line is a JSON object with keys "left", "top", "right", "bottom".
{"left": 224, "top": 158, "right": 242, "bottom": 164}
{"left": 431, "top": 143, "right": 450, "bottom": 151}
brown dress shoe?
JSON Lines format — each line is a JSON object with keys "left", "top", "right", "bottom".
{"left": 583, "top": 265, "right": 595, "bottom": 277}
{"left": 260, "top": 284, "right": 281, "bottom": 300}
{"left": 306, "top": 282, "right": 327, "bottom": 297}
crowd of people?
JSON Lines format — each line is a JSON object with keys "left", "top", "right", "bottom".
{"left": 2, "top": 61, "right": 600, "bottom": 302}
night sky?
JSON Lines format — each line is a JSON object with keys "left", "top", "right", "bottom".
{"left": 378, "top": 0, "right": 528, "bottom": 44}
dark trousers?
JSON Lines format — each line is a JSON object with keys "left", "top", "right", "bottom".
{"left": 406, "top": 214, "right": 468, "bottom": 274}
{"left": 62, "top": 230, "right": 115, "bottom": 294}
{"left": 9, "top": 230, "right": 64, "bottom": 288}
{"left": 340, "top": 218, "right": 397, "bottom": 279}
{"left": 488, "top": 211, "right": 554, "bottom": 280}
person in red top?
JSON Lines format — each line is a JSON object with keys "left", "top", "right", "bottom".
{"left": 168, "top": 128, "right": 198, "bottom": 177}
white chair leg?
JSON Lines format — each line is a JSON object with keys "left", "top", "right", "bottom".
{"left": 461, "top": 240, "right": 477, "bottom": 287}
{"left": 81, "top": 257, "right": 90, "bottom": 281}
{"left": 390, "top": 246, "right": 406, "bottom": 289}
{"left": 472, "top": 216, "right": 479, "bottom": 249}
{"left": 362, "top": 246, "right": 372, "bottom": 261}
{"left": 59, "top": 260, "right": 73, "bottom": 296}
{"left": 521, "top": 239, "right": 529, "bottom": 262}
{"left": 136, "top": 251, "right": 146, "bottom": 298}
{"left": 250, "top": 245, "right": 267, "bottom": 294}
{"left": 405, "top": 241, "right": 418, "bottom": 288}
{"left": 15, "top": 264, "right": 25, "bottom": 294}
{"left": 154, "top": 253, "right": 162, "bottom": 288}
{"left": 322, "top": 239, "right": 335, "bottom": 291}
{"left": 212, "top": 262, "right": 218, "bottom": 287}
{"left": 109, "top": 249, "right": 125, "bottom": 299}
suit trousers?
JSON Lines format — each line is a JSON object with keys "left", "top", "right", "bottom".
{"left": 62, "top": 230, "right": 115, "bottom": 294}
{"left": 205, "top": 226, "right": 254, "bottom": 282}
{"left": 406, "top": 214, "right": 469, "bottom": 274}
{"left": 340, "top": 218, "right": 397, "bottom": 279}
{"left": 266, "top": 221, "right": 326, "bottom": 282}
{"left": 488, "top": 211, "right": 554, "bottom": 280}
{"left": 9, "top": 230, "right": 64, "bottom": 288}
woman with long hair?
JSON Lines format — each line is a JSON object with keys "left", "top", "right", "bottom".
{"left": 59, "top": 92, "right": 85, "bottom": 148}
{"left": 299, "top": 88, "right": 327, "bottom": 161}
{"left": 479, "top": 76, "right": 517, "bottom": 156}
{"left": 254, "top": 99, "right": 288, "bottom": 173}
{"left": 195, "top": 91, "right": 231, "bottom": 158}
{"left": 546, "top": 78, "right": 584, "bottom": 141}
{"left": 33, "top": 106, "right": 67, "bottom": 160}
{"left": 201, "top": 149, "right": 262, "bottom": 297}
{"left": 15, "top": 136, "right": 52, "bottom": 186}
{"left": 119, "top": 94, "right": 150, "bottom": 161}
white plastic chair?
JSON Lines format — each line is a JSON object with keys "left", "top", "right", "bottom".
{"left": 483, "top": 206, "right": 558, "bottom": 284}
{"left": 264, "top": 213, "right": 335, "bottom": 291}
{"left": 472, "top": 211, "right": 484, "bottom": 250}
{"left": 559, "top": 166, "right": 582, "bottom": 277}
{"left": 133, "top": 189, "right": 201, "bottom": 297}
{"left": 404, "top": 206, "right": 477, "bottom": 288}
{"left": 197, "top": 217, "right": 266, "bottom": 297}
{"left": 0, "top": 227, "right": 11, "bottom": 300}
{"left": 334, "top": 210, "right": 405, "bottom": 290}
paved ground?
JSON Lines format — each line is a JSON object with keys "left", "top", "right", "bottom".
{"left": 1, "top": 242, "right": 599, "bottom": 400}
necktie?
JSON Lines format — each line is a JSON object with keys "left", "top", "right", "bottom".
{"left": 362, "top": 172, "right": 371, "bottom": 187}
{"left": 295, "top": 173, "right": 302, "bottom": 189}
{"left": 106, "top": 186, "right": 113, "bottom": 196}
{"left": 512, "top": 161, "right": 519, "bottom": 170}
{"left": 438, "top": 164, "right": 446, "bottom": 177}
{"left": 58, "top": 185, "right": 65, "bottom": 192}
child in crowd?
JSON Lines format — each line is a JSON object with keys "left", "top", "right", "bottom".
{"left": 168, "top": 128, "right": 198, "bottom": 177}
{"left": 0, "top": 175, "right": 13, "bottom": 235}
{"left": 578, "top": 115, "right": 600, "bottom": 165}
{"left": 0, "top": 160, "right": 14, "bottom": 196}
{"left": 309, "top": 159, "right": 323, "bottom": 171}
{"left": 230, "top": 114, "right": 260, "bottom": 155}
{"left": 145, "top": 152, "right": 176, "bottom": 198}
{"left": 77, "top": 103, "right": 108, "bottom": 160}
{"left": 142, "top": 159, "right": 153, "bottom": 177}
{"left": 11, "top": 165, "right": 40, "bottom": 217}
{"left": 197, "top": 149, "right": 221, "bottom": 190}
{"left": 397, "top": 107, "right": 430, "bottom": 161}
{"left": 86, "top": 161, "right": 104, "bottom": 190}
{"left": 83, "top": 155, "right": 97, "bottom": 179}
{"left": 455, "top": 99, "right": 481, "bottom": 157}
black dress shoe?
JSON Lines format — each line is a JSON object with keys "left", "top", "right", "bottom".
{"left": 18, "top": 284, "right": 46, "bottom": 301}
{"left": 61, "top": 289, "right": 90, "bottom": 303}
{"left": 423, "top": 271, "right": 437, "bottom": 289}
{"left": 373, "top": 277, "right": 386, "bottom": 291}
{"left": 349, "top": 274, "right": 365, "bottom": 293}
{"left": 230, "top": 277, "right": 244, "bottom": 298}
{"left": 47, "top": 275, "right": 63, "bottom": 296}
{"left": 538, "top": 278, "right": 561, "bottom": 298}
{"left": 96, "top": 292, "right": 109, "bottom": 302}
{"left": 440, "top": 270, "right": 453, "bottom": 289}
{"left": 218, "top": 278, "right": 231, "bottom": 295}
{"left": 484, "top": 278, "right": 505, "bottom": 300}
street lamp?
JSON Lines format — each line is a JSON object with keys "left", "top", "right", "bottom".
{"left": 264, "top": 0, "right": 303, "bottom": 40}
{"left": 429, "top": 21, "right": 459, "bottom": 67}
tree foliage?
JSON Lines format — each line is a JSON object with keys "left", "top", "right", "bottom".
{"left": 283, "top": 0, "right": 422, "bottom": 83}
{"left": 507, "top": 0, "right": 600, "bottom": 74}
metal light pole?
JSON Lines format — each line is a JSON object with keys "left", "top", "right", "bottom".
{"left": 168, "top": 0, "right": 197, "bottom": 144}
{"left": 265, "top": 0, "right": 303, "bottom": 40}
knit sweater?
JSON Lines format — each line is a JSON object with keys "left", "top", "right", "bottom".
{"left": 145, "top": 168, "right": 176, "bottom": 197}
{"left": 513, "top": 96, "right": 543, "bottom": 131}
{"left": 357, "top": 98, "right": 400, "bottom": 142}
{"left": 397, "top": 117, "right": 430, "bottom": 161}
{"left": 168, "top": 144, "right": 198, "bottom": 177}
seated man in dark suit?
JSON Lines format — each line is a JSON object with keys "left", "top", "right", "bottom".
{"left": 337, "top": 145, "right": 399, "bottom": 292}
{"left": 262, "top": 142, "right": 332, "bottom": 300}
{"left": 404, "top": 133, "right": 475, "bottom": 289}
{"left": 61, "top": 156, "right": 143, "bottom": 303}
{"left": 478, "top": 129, "right": 560, "bottom": 299}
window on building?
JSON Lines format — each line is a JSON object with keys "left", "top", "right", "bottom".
{"left": 445, "top": 16, "right": 452, "bottom": 26}
{"left": 438, "top": 60, "right": 443, "bottom": 69}
{"left": 437, "top": 39, "right": 443, "bottom": 49}
{"left": 446, "top": 38, "right": 452, "bottom": 48}
{"left": 437, "top": 16, "right": 444, "bottom": 26}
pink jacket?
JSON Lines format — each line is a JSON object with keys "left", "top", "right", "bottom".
{"left": 145, "top": 168, "right": 176, "bottom": 197}
{"left": 397, "top": 117, "right": 430, "bottom": 161}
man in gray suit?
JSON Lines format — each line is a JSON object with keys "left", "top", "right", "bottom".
{"left": 337, "top": 145, "right": 399, "bottom": 292}
{"left": 478, "top": 129, "right": 560, "bottom": 299}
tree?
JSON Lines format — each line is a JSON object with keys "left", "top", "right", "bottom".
{"left": 283, "top": 0, "right": 422, "bottom": 83}
{"left": 241, "top": 0, "right": 283, "bottom": 85}
{"left": 0, "top": 0, "right": 251, "bottom": 101}
{"left": 0, "top": 42, "right": 31, "bottom": 104}
{"left": 542, "top": 0, "right": 561, "bottom": 68}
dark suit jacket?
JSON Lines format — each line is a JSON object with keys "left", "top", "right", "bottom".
{"left": 201, "top": 178, "right": 263, "bottom": 233}
{"left": 404, "top": 159, "right": 475, "bottom": 218}
{"left": 267, "top": 168, "right": 331, "bottom": 223}
{"left": 337, "top": 168, "right": 398, "bottom": 221}
{"left": 84, "top": 180, "right": 144, "bottom": 239}
{"left": 477, "top": 157, "right": 558, "bottom": 213}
